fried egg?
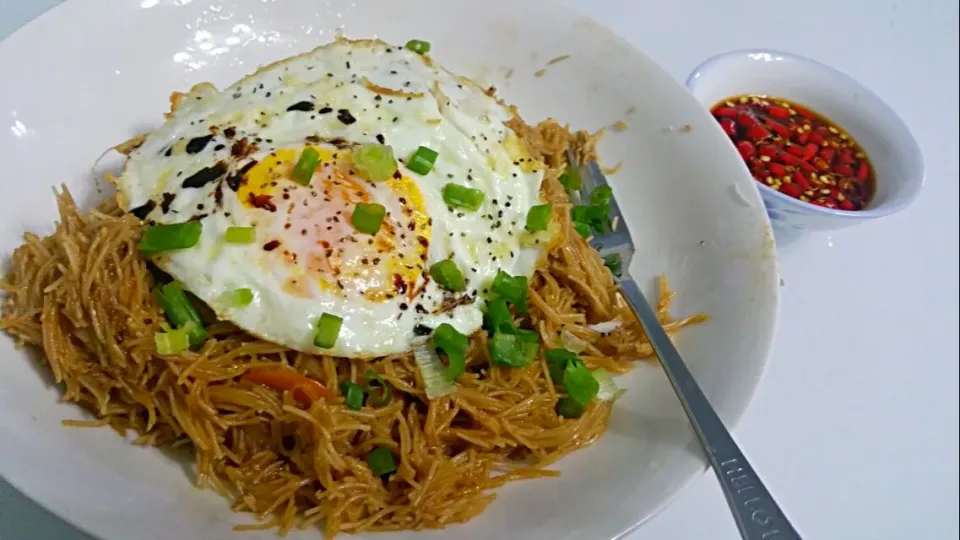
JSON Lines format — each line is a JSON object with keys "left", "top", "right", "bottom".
{"left": 117, "top": 38, "right": 546, "bottom": 358}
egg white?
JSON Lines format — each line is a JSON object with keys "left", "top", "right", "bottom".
{"left": 118, "top": 38, "right": 546, "bottom": 358}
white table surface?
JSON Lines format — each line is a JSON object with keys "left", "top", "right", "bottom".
{"left": 0, "top": 1, "right": 957, "bottom": 539}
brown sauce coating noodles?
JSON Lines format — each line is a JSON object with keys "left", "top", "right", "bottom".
{"left": 0, "top": 119, "right": 704, "bottom": 537}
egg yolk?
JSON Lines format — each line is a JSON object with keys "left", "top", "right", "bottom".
{"left": 236, "top": 144, "right": 430, "bottom": 302}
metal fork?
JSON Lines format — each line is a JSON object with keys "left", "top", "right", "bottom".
{"left": 568, "top": 151, "right": 801, "bottom": 540}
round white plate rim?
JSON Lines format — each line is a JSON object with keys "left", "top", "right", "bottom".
{"left": 0, "top": 1, "right": 780, "bottom": 539}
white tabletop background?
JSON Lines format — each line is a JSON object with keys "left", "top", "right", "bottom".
{"left": 0, "top": 1, "right": 957, "bottom": 539}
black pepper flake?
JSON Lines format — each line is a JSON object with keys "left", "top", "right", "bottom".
{"left": 263, "top": 240, "right": 281, "bottom": 251}
{"left": 413, "top": 323, "right": 431, "bottom": 336}
{"left": 337, "top": 109, "right": 356, "bottom": 125}
{"left": 160, "top": 192, "right": 177, "bottom": 213}
{"left": 287, "top": 101, "right": 314, "bottom": 112}
{"left": 129, "top": 200, "right": 156, "bottom": 220}
{"left": 182, "top": 162, "right": 227, "bottom": 189}
{"left": 376, "top": 134, "right": 385, "bottom": 144}
{"left": 214, "top": 144, "right": 225, "bottom": 151}
{"left": 415, "top": 304, "right": 429, "bottom": 314}
{"left": 163, "top": 147, "right": 172, "bottom": 157}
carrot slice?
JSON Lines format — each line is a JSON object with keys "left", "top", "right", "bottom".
{"left": 243, "top": 369, "right": 332, "bottom": 404}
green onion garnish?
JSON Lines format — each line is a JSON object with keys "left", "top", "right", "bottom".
{"left": 404, "top": 39, "right": 431, "bottom": 55}
{"left": 545, "top": 348, "right": 578, "bottom": 383}
{"left": 442, "top": 183, "right": 485, "bottom": 212}
{"left": 367, "top": 446, "right": 397, "bottom": 477}
{"left": 483, "top": 297, "right": 514, "bottom": 334}
{"left": 291, "top": 146, "right": 320, "bottom": 185}
{"left": 556, "top": 396, "right": 585, "bottom": 418}
{"left": 351, "top": 202, "right": 386, "bottom": 235}
{"left": 573, "top": 221, "right": 591, "bottom": 238}
{"left": 154, "top": 282, "right": 208, "bottom": 346}
{"left": 603, "top": 253, "right": 622, "bottom": 277}
{"left": 489, "top": 332, "right": 532, "bottom": 368}
{"left": 559, "top": 165, "right": 582, "bottom": 191}
{"left": 586, "top": 204, "right": 611, "bottom": 233}
{"left": 339, "top": 381, "right": 365, "bottom": 410}
{"left": 571, "top": 205, "right": 590, "bottom": 224}
{"left": 223, "top": 226, "right": 256, "bottom": 244}
{"left": 154, "top": 325, "right": 191, "bottom": 356}
{"left": 407, "top": 146, "right": 438, "bottom": 175}
{"left": 517, "top": 329, "right": 540, "bottom": 363}
{"left": 353, "top": 143, "right": 398, "bottom": 182}
{"left": 138, "top": 221, "right": 203, "bottom": 253}
{"left": 429, "top": 259, "right": 465, "bottom": 292}
{"left": 491, "top": 271, "right": 528, "bottom": 313}
{"left": 364, "top": 369, "right": 393, "bottom": 406}
{"left": 313, "top": 312, "right": 343, "bottom": 348}
{"left": 217, "top": 288, "right": 254, "bottom": 308}
{"left": 525, "top": 204, "right": 552, "bottom": 232}
{"left": 412, "top": 337, "right": 456, "bottom": 398}
{"left": 563, "top": 358, "right": 600, "bottom": 406}
{"left": 593, "top": 368, "right": 626, "bottom": 402}
{"left": 590, "top": 185, "right": 614, "bottom": 206}
{"left": 433, "top": 323, "right": 468, "bottom": 381}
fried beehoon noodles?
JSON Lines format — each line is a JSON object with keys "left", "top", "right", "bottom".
{"left": 0, "top": 119, "right": 705, "bottom": 537}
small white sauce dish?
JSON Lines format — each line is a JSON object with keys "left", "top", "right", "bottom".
{"left": 686, "top": 49, "right": 924, "bottom": 232}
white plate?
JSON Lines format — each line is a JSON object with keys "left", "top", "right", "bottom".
{"left": 0, "top": 1, "right": 779, "bottom": 539}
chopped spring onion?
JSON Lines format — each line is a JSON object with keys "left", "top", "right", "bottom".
{"left": 404, "top": 39, "right": 431, "bottom": 55}
{"left": 491, "top": 271, "right": 528, "bottom": 313}
{"left": 559, "top": 165, "right": 582, "bottom": 191}
{"left": 433, "top": 323, "right": 468, "bottom": 381}
{"left": 353, "top": 143, "right": 397, "bottom": 182}
{"left": 593, "top": 369, "right": 626, "bottom": 402}
{"left": 138, "top": 221, "right": 202, "bottom": 253}
{"left": 517, "top": 329, "right": 540, "bottom": 363}
{"left": 590, "top": 185, "right": 614, "bottom": 206}
{"left": 291, "top": 146, "right": 320, "bottom": 185}
{"left": 603, "top": 253, "right": 623, "bottom": 278}
{"left": 407, "top": 145, "right": 438, "bottom": 175}
{"left": 560, "top": 329, "right": 588, "bottom": 353}
{"left": 243, "top": 369, "right": 332, "bottom": 404}
{"left": 339, "top": 381, "right": 365, "bottom": 410}
{"left": 587, "top": 203, "right": 612, "bottom": 233}
{"left": 154, "top": 325, "right": 191, "bottom": 355}
{"left": 442, "top": 183, "right": 485, "bottom": 212}
{"left": 573, "top": 204, "right": 610, "bottom": 234}
{"left": 429, "top": 259, "right": 465, "bottom": 292}
{"left": 364, "top": 369, "right": 393, "bottom": 406}
{"left": 412, "top": 337, "right": 456, "bottom": 398}
{"left": 571, "top": 205, "right": 590, "bottom": 224}
{"left": 525, "top": 203, "right": 552, "bottom": 232}
{"left": 367, "top": 446, "right": 397, "bottom": 477}
{"left": 483, "top": 297, "right": 514, "bottom": 334}
{"left": 489, "top": 332, "right": 531, "bottom": 367}
{"left": 563, "top": 358, "right": 599, "bottom": 406}
{"left": 573, "top": 221, "right": 591, "bottom": 238}
{"left": 224, "top": 226, "right": 256, "bottom": 244}
{"left": 556, "top": 396, "right": 585, "bottom": 418}
{"left": 217, "top": 288, "right": 253, "bottom": 309}
{"left": 313, "top": 312, "right": 343, "bottom": 348}
{"left": 351, "top": 202, "right": 386, "bottom": 235}
{"left": 545, "top": 348, "right": 578, "bottom": 383}
{"left": 154, "top": 282, "right": 208, "bottom": 346}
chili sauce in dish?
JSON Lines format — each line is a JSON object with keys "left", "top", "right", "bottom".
{"left": 711, "top": 95, "right": 876, "bottom": 211}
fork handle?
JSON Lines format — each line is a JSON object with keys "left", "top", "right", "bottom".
{"left": 619, "top": 278, "right": 801, "bottom": 540}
